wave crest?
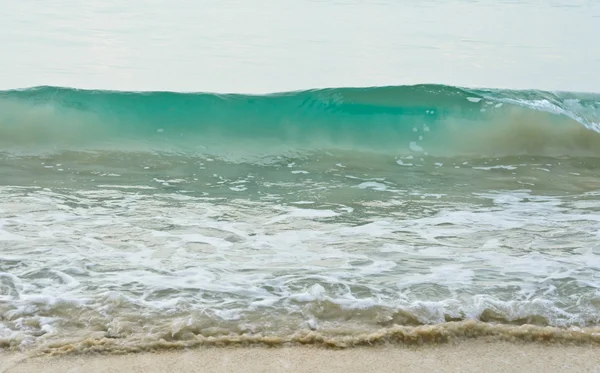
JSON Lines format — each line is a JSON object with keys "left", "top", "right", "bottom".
{"left": 1, "top": 85, "right": 599, "bottom": 159}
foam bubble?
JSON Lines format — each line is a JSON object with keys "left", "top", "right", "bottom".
{"left": 356, "top": 182, "right": 388, "bottom": 191}
{"left": 409, "top": 142, "right": 423, "bottom": 152}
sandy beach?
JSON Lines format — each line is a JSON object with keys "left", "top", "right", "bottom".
{"left": 2, "top": 342, "right": 599, "bottom": 373}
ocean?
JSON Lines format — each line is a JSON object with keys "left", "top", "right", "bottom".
{"left": 1, "top": 0, "right": 600, "bottom": 355}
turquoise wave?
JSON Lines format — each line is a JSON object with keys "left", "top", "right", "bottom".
{"left": 1, "top": 85, "right": 599, "bottom": 159}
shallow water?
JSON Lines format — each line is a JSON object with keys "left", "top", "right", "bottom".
{"left": 2, "top": 148, "right": 600, "bottom": 350}
{"left": 1, "top": 0, "right": 600, "bottom": 354}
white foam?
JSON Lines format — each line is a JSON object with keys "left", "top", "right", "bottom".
{"left": 409, "top": 141, "right": 424, "bottom": 152}
{"left": 97, "top": 185, "right": 157, "bottom": 189}
{"left": 396, "top": 159, "right": 413, "bottom": 166}
{"left": 1, "top": 177, "right": 600, "bottom": 348}
{"left": 0, "top": 229, "right": 26, "bottom": 241}
{"left": 291, "top": 201, "right": 315, "bottom": 205}
{"left": 472, "top": 165, "right": 517, "bottom": 171}
{"left": 356, "top": 182, "right": 388, "bottom": 191}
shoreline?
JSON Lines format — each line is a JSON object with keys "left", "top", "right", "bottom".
{"left": 2, "top": 342, "right": 599, "bottom": 373}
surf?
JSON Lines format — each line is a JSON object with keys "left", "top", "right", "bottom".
{"left": 1, "top": 84, "right": 599, "bottom": 160}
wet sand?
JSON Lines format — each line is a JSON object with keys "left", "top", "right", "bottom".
{"left": 2, "top": 342, "right": 599, "bottom": 373}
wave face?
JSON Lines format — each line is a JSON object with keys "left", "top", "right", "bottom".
{"left": 1, "top": 85, "right": 600, "bottom": 159}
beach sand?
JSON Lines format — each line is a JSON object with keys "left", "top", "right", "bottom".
{"left": 2, "top": 342, "right": 599, "bottom": 373}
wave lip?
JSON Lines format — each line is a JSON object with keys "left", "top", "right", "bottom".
{"left": 1, "top": 85, "right": 599, "bottom": 159}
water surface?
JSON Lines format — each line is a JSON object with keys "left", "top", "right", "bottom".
{"left": 1, "top": 0, "right": 600, "bottom": 354}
